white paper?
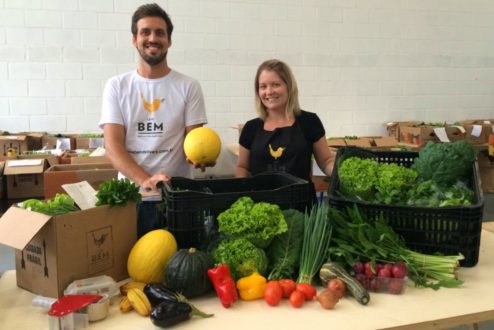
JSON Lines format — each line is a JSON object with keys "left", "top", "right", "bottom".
{"left": 433, "top": 127, "right": 450, "bottom": 142}
{"left": 62, "top": 181, "right": 98, "bottom": 210}
{"left": 56, "top": 138, "right": 72, "bottom": 150}
{"left": 471, "top": 124, "right": 483, "bottom": 138}
{"left": 7, "top": 159, "right": 43, "bottom": 167}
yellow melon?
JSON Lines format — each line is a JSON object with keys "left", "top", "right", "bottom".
{"left": 127, "top": 229, "right": 177, "bottom": 283}
{"left": 184, "top": 127, "right": 222, "bottom": 164}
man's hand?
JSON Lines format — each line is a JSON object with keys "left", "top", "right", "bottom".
{"left": 140, "top": 172, "right": 170, "bottom": 191}
{"left": 186, "top": 158, "right": 216, "bottom": 172}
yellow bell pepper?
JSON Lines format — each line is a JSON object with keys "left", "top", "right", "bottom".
{"left": 236, "top": 272, "right": 267, "bottom": 301}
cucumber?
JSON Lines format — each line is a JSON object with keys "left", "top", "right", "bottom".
{"left": 319, "top": 261, "right": 370, "bottom": 305}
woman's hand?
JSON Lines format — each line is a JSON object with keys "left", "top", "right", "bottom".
{"left": 186, "top": 158, "right": 216, "bottom": 172}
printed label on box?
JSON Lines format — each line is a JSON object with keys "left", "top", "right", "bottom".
{"left": 87, "top": 226, "right": 113, "bottom": 274}
{"left": 23, "top": 240, "right": 49, "bottom": 277}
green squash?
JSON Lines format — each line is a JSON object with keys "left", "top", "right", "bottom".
{"left": 165, "top": 247, "right": 214, "bottom": 298}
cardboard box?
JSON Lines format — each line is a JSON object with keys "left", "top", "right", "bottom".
{"left": 44, "top": 163, "right": 117, "bottom": 199}
{"left": 327, "top": 138, "right": 346, "bottom": 148}
{"left": 344, "top": 137, "right": 373, "bottom": 148}
{"left": 460, "top": 120, "right": 494, "bottom": 145}
{"left": 0, "top": 134, "right": 42, "bottom": 159}
{"left": 71, "top": 155, "right": 111, "bottom": 165}
{"left": 446, "top": 126, "right": 466, "bottom": 142}
{"left": 478, "top": 151, "right": 494, "bottom": 193}
{"left": 400, "top": 125, "right": 465, "bottom": 147}
{"left": 0, "top": 161, "right": 5, "bottom": 200}
{"left": 41, "top": 134, "right": 77, "bottom": 150}
{"left": 3, "top": 158, "right": 54, "bottom": 199}
{"left": 75, "top": 136, "right": 104, "bottom": 149}
{"left": 371, "top": 136, "right": 399, "bottom": 149}
{"left": 385, "top": 121, "right": 424, "bottom": 139}
{"left": 0, "top": 203, "right": 137, "bottom": 297}
{"left": 399, "top": 125, "right": 439, "bottom": 146}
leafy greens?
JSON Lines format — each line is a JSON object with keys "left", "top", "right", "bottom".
{"left": 411, "top": 140, "right": 476, "bottom": 187}
{"left": 266, "top": 209, "right": 305, "bottom": 280}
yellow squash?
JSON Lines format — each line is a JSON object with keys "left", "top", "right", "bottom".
{"left": 127, "top": 229, "right": 177, "bottom": 283}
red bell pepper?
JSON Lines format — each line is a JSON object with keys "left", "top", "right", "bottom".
{"left": 207, "top": 264, "right": 238, "bottom": 308}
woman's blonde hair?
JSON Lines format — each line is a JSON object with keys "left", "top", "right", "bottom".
{"left": 254, "top": 59, "right": 301, "bottom": 120}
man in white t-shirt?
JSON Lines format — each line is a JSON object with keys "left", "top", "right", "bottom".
{"left": 99, "top": 3, "right": 210, "bottom": 237}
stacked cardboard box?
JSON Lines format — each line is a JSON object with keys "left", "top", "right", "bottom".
{"left": 460, "top": 120, "right": 494, "bottom": 145}
{"left": 3, "top": 157, "right": 58, "bottom": 199}
{"left": 0, "top": 133, "right": 43, "bottom": 159}
{"left": 44, "top": 163, "right": 117, "bottom": 199}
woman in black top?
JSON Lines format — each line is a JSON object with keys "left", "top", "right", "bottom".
{"left": 236, "top": 59, "right": 335, "bottom": 196}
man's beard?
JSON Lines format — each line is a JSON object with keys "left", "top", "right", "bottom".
{"left": 137, "top": 47, "right": 167, "bottom": 66}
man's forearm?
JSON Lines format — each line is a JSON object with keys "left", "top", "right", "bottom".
{"left": 106, "top": 147, "right": 150, "bottom": 186}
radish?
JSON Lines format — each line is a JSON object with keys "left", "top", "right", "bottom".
{"left": 391, "top": 261, "right": 408, "bottom": 278}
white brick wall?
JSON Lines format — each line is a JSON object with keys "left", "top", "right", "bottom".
{"left": 1, "top": 0, "right": 494, "bottom": 176}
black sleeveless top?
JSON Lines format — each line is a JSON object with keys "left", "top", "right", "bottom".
{"left": 239, "top": 110, "right": 325, "bottom": 181}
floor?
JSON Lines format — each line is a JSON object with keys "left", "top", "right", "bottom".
{"left": 1, "top": 194, "right": 494, "bottom": 329}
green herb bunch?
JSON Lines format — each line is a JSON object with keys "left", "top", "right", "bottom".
{"left": 96, "top": 178, "right": 141, "bottom": 206}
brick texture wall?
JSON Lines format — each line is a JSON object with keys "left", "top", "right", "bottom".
{"left": 1, "top": 0, "right": 494, "bottom": 175}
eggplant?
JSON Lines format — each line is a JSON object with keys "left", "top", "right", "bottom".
{"left": 145, "top": 283, "right": 214, "bottom": 328}
{"left": 144, "top": 283, "right": 181, "bottom": 306}
{"left": 150, "top": 301, "right": 193, "bottom": 328}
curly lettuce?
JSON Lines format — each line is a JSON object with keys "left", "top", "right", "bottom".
{"left": 338, "top": 157, "right": 378, "bottom": 200}
{"left": 375, "top": 163, "right": 417, "bottom": 205}
{"left": 217, "top": 196, "right": 287, "bottom": 248}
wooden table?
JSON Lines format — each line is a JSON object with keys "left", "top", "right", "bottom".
{"left": 1, "top": 225, "right": 494, "bottom": 330}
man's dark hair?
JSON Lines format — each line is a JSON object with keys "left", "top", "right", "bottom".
{"left": 131, "top": 3, "right": 174, "bottom": 40}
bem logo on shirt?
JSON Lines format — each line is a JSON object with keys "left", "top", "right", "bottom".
{"left": 140, "top": 92, "right": 165, "bottom": 113}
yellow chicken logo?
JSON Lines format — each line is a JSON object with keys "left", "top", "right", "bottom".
{"left": 140, "top": 92, "right": 164, "bottom": 113}
{"left": 269, "top": 144, "right": 285, "bottom": 160}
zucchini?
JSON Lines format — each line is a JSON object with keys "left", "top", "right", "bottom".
{"left": 319, "top": 261, "right": 370, "bottom": 305}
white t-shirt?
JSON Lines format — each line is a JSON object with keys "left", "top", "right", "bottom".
{"left": 99, "top": 70, "right": 207, "bottom": 178}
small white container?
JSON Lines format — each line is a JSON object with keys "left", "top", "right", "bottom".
{"left": 64, "top": 275, "right": 118, "bottom": 298}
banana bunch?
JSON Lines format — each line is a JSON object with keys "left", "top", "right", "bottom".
{"left": 120, "top": 281, "right": 146, "bottom": 296}
{"left": 119, "top": 281, "right": 151, "bottom": 316}
{"left": 119, "top": 296, "right": 133, "bottom": 313}
{"left": 127, "top": 288, "right": 152, "bottom": 316}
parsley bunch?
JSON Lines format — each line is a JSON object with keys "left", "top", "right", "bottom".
{"left": 96, "top": 178, "right": 141, "bottom": 206}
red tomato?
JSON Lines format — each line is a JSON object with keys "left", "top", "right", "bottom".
{"left": 295, "top": 283, "right": 317, "bottom": 301}
{"left": 278, "top": 279, "right": 296, "bottom": 299}
{"left": 327, "top": 278, "right": 346, "bottom": 299}
{"left": 289, "top": 290, "right": 305, "bottom": 308}
{"left": 264, "top": 281, "right": 283, "bottom": 306}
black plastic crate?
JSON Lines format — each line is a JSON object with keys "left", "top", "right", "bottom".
{"left": 328, "top": 147, "right": 484, "bottom": 267}
{"left": 162, "top": 172, "right": 312, "bottom": 249}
